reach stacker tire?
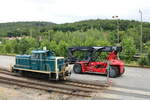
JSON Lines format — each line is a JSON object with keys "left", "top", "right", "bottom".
{"left": 73, "top": 64, "right": 82, "bottom": 74}
{"left": 108, "top": 66, "right": 119, "bottom": 78}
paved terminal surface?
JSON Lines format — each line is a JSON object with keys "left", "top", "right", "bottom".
{"left": 91, "top": 67, "right": 150, "bottom": 100}
{"left": 0, "top": 55, "right": 15, "bottom": 70}
{"left": 0, "top": 55, "right": 150, "bottom": 100}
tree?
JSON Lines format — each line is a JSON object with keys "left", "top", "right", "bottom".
{"left": 120, "top": 36, "right": 137, "bottom": 62}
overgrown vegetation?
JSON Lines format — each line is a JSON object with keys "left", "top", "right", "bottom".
{"left": 138, "top": 49, "right": 150, "bottom": 66}
{"left": 0, "top": 19, "right": 150, "bottom": 66}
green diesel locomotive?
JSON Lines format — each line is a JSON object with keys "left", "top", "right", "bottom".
{"left": 11, "top": 50, "right": 71, "bottom": 80}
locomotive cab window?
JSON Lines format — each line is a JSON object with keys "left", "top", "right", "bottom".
{"left": 43, "top": 53, "right": 48, "bottom": 58}
{"left": 31, "top": 53, "right": 39, "bottom": 59}
{"left": 40, "top": 53, "right": 46, "bottom": 59}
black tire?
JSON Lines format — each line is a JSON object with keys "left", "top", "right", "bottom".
{"left": 118, "top": 68, "right": 125, "bottom": 77}
{"left": 122, "top": 68, "right": 125, "bottom": 74}
{"left": 108, "top": 66, "right": 119, "bottom": 78}
{"left": 73, "top": 64, "right": 82, "bottom": 74}
{"left": 119, "top": 68, "right": 125, "bottom": 76}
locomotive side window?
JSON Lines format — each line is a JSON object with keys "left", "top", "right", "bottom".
{"left": 40, "top": 53, "right": 45, "bottom": 59}
{"left": 43, "top": 53, "right": 48, "bottom": 58}
{"left": 31, "top": 53, "right": 39, "bottom": 59}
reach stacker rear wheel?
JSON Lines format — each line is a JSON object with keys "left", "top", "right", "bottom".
{"left": 108, "top": 66, "right": 119, "bottom": 78}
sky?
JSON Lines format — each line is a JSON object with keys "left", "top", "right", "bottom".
{"left": 0, "top": 0, "right": 149, "bottom": 24}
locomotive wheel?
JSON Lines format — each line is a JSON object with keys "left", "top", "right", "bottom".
{"left": 73, "top": 64, "right": 82, "bottom": 74}
{"left": 108, "top": 66, "right": 119, "bottom": 78}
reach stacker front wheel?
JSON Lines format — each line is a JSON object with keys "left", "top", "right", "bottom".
{"left": 73, "top": 64, "right": 82, "bottom": 74}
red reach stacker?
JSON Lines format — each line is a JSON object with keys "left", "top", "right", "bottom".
{"left": 67, "top": 46, "right": 125, "bottom": 78}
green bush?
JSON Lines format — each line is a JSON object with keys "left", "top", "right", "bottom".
{"left": 120, "top": 36, "right": 137, "bottom": 62}
{"left": 138, "top": 55, "right": 148, "bottom": 66}
{"left": 138, "top": 50, "right": 150, "bottom": 66}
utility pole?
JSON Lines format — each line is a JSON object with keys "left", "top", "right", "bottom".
{"left": 112, "top": 16, "right": 120, "bottom": 59}
{"left": 48, "top": 31, "right": 51, "bottom": 42}
{"left": 30, "top": 29, "right": 32, "bottom": 38}
{"left": 139, "top": 9, "right": 143, "bottom": 54}
{"left": 112, "top": 16, "right": 119, "bottom": 44}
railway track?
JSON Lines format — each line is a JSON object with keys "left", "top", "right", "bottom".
{"left": 0, "top": 75, "right": 91, "bottom": 97}
{"left": 0, "top": 69, "right": 109, "bottom": 88}
{"left": 0, "top": 69, "right": 108, "bottom": 97}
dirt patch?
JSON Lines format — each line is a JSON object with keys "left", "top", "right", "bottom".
{"left": 0, "top": 83, "right": 91, "bottom": 100}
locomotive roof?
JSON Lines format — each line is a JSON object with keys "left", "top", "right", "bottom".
{"left": 32, "top": 50, "right": 50, "bottom": 53}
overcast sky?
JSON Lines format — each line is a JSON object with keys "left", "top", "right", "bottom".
{"left": 0, "top": 0, "right": 149, "bottom": 24}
